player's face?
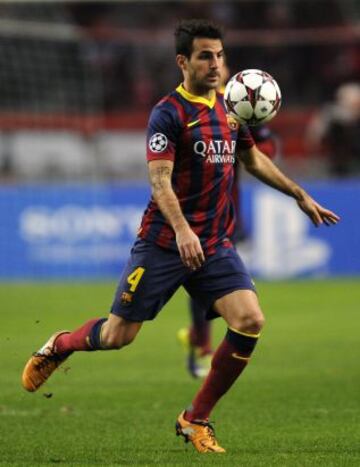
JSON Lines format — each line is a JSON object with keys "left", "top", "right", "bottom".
{"left": 179, "top": 38, "right": 224, "bottom": 95}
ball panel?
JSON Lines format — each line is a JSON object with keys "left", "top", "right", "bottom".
{"left": 259, "top": 108, "right": 278, "bottom": 123}
{"left": 259, "top": 80, "right": 277, "bottom": 101}
{"left": 242, "top": 73, "right": 263, "bottom": 90}
{"left": 242, "top": 69, "right": 263, "bottom": 76}
{"left": 253, "top": 100, "right": 274, "bottom": 119}
{"left": 234, "top": 101, "right": 254, "bottom": 122}
{"left": 273, "top": 79, "right": 282, "bottom": 99}
{"left": 230, "top": 82, "right": 248, "bottom": 101}
{"left": 223, "top": 78, "right": 234, "bottom": 99}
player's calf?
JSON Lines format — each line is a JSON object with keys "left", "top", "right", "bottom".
{"left": 100, "top": 315, "right": 142, "bottom": 349}
{"left": 184, "top": 326, "right": 261, "bottom": 421}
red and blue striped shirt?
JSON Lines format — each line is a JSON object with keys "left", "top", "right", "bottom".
{"left": 139, "top": 84, "right": 255, "bottom": 255}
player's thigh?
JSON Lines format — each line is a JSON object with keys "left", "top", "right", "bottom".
{"left": 110, "top": 238, "right": 188, "bottom": 322}
{"left": 185, "top": 245, "right": 263, "bottom": 331}
{"left": 214, "top": 289, "right": 264, "bottom": 333}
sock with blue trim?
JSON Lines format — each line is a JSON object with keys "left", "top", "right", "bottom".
{"left": 55, "top": 318, "right": 107, "bottom": 353}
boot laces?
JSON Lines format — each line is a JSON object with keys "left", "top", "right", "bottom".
{"left": 32, "top": 351, "right": 63, "bottom": 370}
{"left": 193, "top": 420, "right": 217, "bottom": 443}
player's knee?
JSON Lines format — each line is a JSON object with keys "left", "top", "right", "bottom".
{"left": 230, "top": 309, "right": 265, "bottom": 334}
{"left": 250, "top": 312, "right": 265, "bottom": 333}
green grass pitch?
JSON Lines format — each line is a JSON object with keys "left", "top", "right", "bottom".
{"left": 1, "top": 280, "right": 360, "bottom": 466}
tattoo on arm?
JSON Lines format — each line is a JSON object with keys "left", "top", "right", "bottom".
{"left": 150, "top": 166, "right": 171, "bottom": 192}
{"left": 148, "top": 162, "right": 188, "bottom": 231}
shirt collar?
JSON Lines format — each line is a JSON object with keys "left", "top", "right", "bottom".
{"left": 176, "top": 83, "right": 216, "bottom": 109}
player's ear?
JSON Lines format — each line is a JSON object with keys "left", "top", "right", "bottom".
{"left": 176, "top": 54, "right": 188, "bottom": 72}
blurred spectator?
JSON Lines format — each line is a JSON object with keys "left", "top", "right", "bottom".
{"left": 306, "top": 82, "right": 360, "bottom": 176}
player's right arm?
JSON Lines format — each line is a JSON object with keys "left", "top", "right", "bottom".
{"left": 148, "top": 159, "right": 205, "bottom": 270}
{"left": 146, "top": 103, "right": 205, "bottom": 270}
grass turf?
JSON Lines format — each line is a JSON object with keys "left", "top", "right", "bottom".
{"left": 0, "top": 280, "right": 359, "bottom": 466}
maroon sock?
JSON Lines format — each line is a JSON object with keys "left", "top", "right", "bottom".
{"left": 189, "top": 299, "right": 212, "bottom": 355}
{"left": 185, "top": 334, "right": 256, "bottom": 421}
{"left": 55, "top": 318, "right": 102, "bottom": 353}
{"left": 190, "top": 322, "right": 212, "bottom": 355}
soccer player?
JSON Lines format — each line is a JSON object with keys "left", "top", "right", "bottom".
{"left": 22, "top": 19, "right": 339, "bottom": 453}
{"left": 177, "top": 124, "right": 279, "bottom": 379}
{"left": 177, "top": 64, "right": 280, "bottom": 379}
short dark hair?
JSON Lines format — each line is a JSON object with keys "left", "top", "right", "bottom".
{"left": 174, "top": 19, "right": 223, "bottom": 58}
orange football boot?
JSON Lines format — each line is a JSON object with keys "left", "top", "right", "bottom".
{"left": 176, "top": 411, "right": 225, "bottom": 453}
{"left": 22, "top": 331, "right": 70, "bottom": 392}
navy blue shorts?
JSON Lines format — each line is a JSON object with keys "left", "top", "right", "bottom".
{"left": 110, "top": 238, "right": 255, "bottom": 322}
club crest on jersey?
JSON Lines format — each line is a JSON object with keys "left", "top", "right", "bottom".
{"left": 149, "top": 133, "right": 168, "bottom": 152}
{"left": 194, "top": 139, "right": 236, "bottom": 164}
{"left": 226, "top": 115, "right": 240, "bottom": 131}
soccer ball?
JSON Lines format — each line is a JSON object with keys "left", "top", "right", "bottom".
{"left": 224, "top": 69, "right": 281, "bottom": 126}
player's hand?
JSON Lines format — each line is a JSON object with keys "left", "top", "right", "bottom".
{"left": 176, "top": 226, "right": 205, "bottom": 270}
{"left": 296, "top": 194, "right": 340, "bottom": 227}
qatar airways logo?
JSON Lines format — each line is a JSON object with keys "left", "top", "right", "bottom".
{"left": 194, "top": 139, "right": 236, "bottom": 164}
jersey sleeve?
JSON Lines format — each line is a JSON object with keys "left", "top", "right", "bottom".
{"left": 146, "top": 104, "right": 180, "bottom": 162}
{"left": 236, "top": 124, "right": 255, "bottom": 150}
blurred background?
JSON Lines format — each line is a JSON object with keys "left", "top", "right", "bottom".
{"left": 0, "top": 0, "right": 359, "bottom": 280}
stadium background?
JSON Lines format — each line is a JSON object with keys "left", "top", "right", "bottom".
{"left": 0, "top": 0, "right": 359, "bottom": 280}
{"left": 1, "top": 1, "right": 359, "bottom": 465}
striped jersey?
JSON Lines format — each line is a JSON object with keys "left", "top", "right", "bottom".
{"left": 139, "top": 83, "right": 255, "bottom": 255}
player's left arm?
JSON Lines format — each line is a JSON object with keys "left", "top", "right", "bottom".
{"left": 238, "top": 145, "right": 340, "bottom": 227}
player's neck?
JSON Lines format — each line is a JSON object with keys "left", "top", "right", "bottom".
{"left": 182, "top": 81, "right": 215, "bottom": 100}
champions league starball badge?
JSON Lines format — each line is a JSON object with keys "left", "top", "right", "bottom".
{"left": 149, "top": 133, "right": 168, "bottom": 152}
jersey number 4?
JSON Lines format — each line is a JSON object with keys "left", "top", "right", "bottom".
{"left": 127, "top": 267, "right": 145, "bottom": 292}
